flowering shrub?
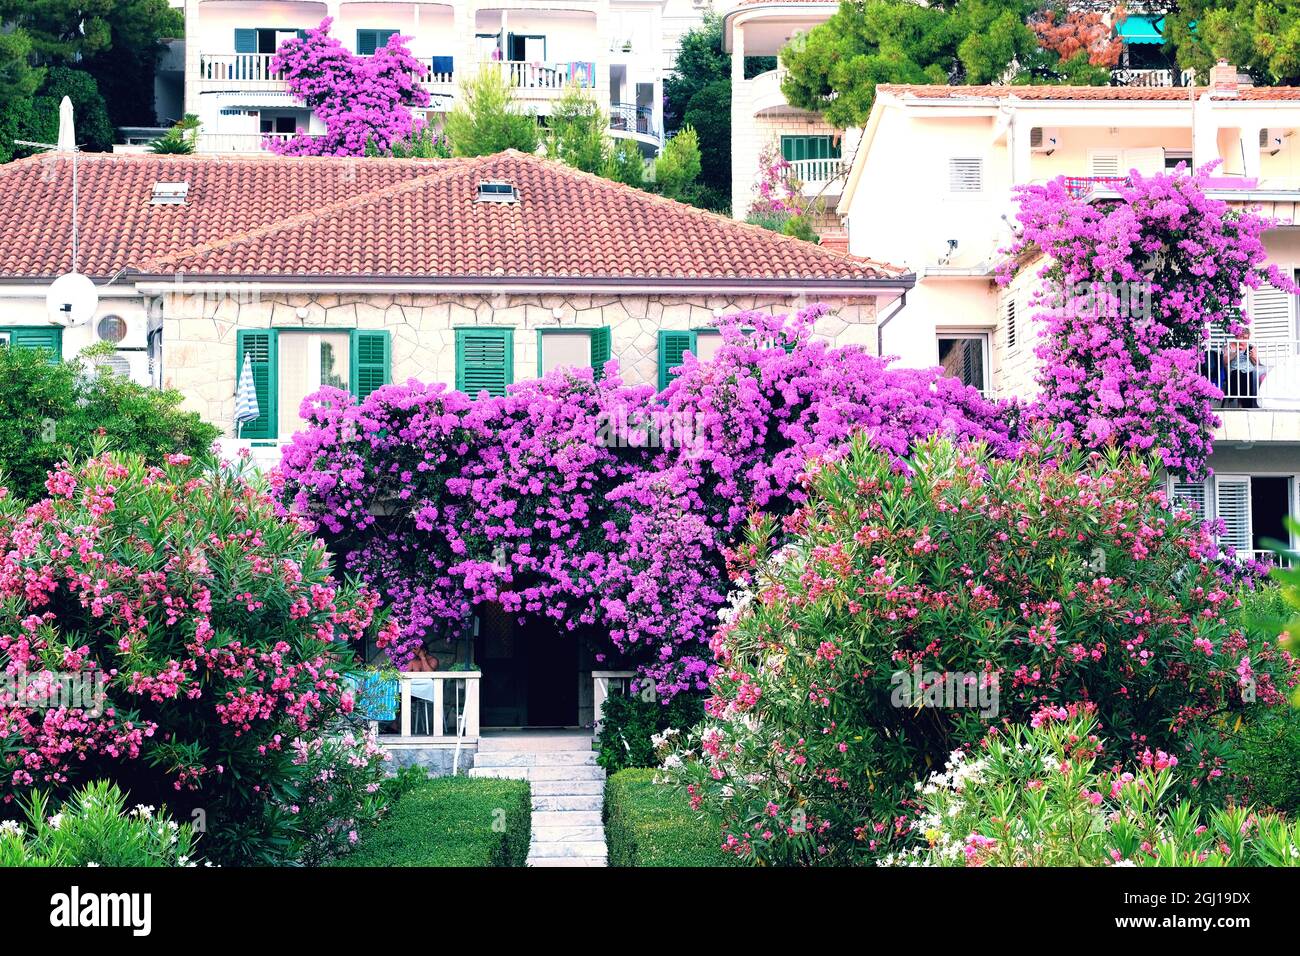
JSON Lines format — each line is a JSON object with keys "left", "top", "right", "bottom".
{"left": 284, "top": 728, "right": 391, "bottom": 866}
{"left": 269, "top": 18, "right": 431, "bottom": 156}
{"left": 663, "top": 433, "right": 1296, "bottom": 865}
{"left": 278, "top": 307, "right": 1016, "bottom": 694}
{"left": 1000, "top": 164, "right": 1299, "bottom": 478}
{"left": 0, "top": 449, "right": 397, "bottom": 865}
{"left": 0, "top": 780, "right": 200, "bottom": 867}
{"left": 886, "top": 713, "right": 1300, "bottom": 867}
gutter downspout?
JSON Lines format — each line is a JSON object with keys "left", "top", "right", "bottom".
{"left": 876, "top": 289, "right": 908, "bottom": 357}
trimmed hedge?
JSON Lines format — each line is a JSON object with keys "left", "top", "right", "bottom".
{"left": 604, "top": 769, "right": 735, "bottom": 867}
{"left": 595, "top": 691, "right": 706, "bottom": 774}
{"left": 334, "top": 776, "right": 530, "bottom": 867}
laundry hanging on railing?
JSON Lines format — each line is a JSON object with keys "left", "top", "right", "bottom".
{"left": 567, "top": 61, "right": 596, "bottom": 88}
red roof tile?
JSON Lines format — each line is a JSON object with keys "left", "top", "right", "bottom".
{"left": 877, "top": 83, "right": 1300, "bottom": 101}
{"left": 139, "top": 151, "right": 905, "bottom": 283}
{"left": 0, "top": 151, "right": 905, "bottom": 286}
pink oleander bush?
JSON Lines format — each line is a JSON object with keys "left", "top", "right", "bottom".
{"left": 883, "top": 712, "right": 1300, "bottom": 867}
{"left": 276, "top": 307, "right": 1018, "bottom": 696}
{"left": 661, "top": 433, "right": 1297, "bottom": 865}
{"left": 269, "top": 18, "right": 431, "bottom": 156}
{"left": 1000, "top": 163, "right": 1300, "bottom": 479}
{"left": 0, "top": 449, "right": 398, "bottom": 865}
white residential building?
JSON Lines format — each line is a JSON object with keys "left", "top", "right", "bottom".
{"left": 182, "top": 0, "right": 708, "bottom": 156}
{"left": 838, "top": 63, "right": 1300, "bottom": 562}
{"left": 721, "top": 0, "right": 847, "bottom": 235}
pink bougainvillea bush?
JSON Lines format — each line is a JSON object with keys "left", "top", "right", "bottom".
{"left": 0, "top": 450, "right": 397, "bottom": 865}
{"left": 662, "top": 433, "right": 1296, "bottom": 865}
{"left": 1000, "top": 164, "right": 1299, "bottom": 479}
{"left": 276, "top": 306, "right": 1019, "bottom": 695}
{"left": 269, "top": 18, "right": 431, "bottom": 156}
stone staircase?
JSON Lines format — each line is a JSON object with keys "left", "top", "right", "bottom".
{"left": 468, "top": 732, "right": 607, "bottom": 867}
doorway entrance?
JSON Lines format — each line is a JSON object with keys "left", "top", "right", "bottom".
{"left": 476, "top": 603, "right": 579, "bottom": 728}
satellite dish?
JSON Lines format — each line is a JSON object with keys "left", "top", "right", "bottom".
{"left": 47, "top": 272, "right": 98, "bottom": 327}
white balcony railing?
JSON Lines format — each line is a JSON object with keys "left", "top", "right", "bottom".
{"left": 1203, "top": 338, "right": 1300, "bottom": 407}
{"left": 787, "top": 157, "right": 846, "bottom": 188}
{"left": 199, "top": 52, "right": 285, "bottom": 85}
{"left": 196, "top": 131, "right": 302, "bottom": 153}
{"left": 372, "top": 671, "right": 481, "bottom": 740}
{"left": 592, "top": 670, "right": 637, "bottom": 733}
{"left": 498, "top": 59, "right": 592, "bottom": 90}
{"left": 1110, "top": 67, "right": 1198, "bottom": 88}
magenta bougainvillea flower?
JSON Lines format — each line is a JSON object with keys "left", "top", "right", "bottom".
{"left": 268, "top": 18, "right": 431, "bottom": 157}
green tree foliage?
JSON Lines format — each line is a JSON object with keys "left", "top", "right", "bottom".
{"left": 544, "top": 82, "right": 611, "bottom": 173}
{"left": 1163, "top": 0, "right": 1300, "bottom": 84}
{"left": 28, "top": 67, "right": 114, "bottom": 152}
{"left": 781, "top": 0, "right": 1066, "bottom": 128}
{"left": 604, "top": 137, "right": 646, "bottom": 187}
{"left": 366, "top": 124, "right": 452, "bottom": 158}
{"left": 444, "top": 66, "right": 539, "bottom": 157}
{"left": 663, "top": 13, "right": 732, "bottom": 133}
{"left": 652, "top": 125, "right": 702, "bottom": 201}
{"left": 0, "top": 32, "right": 43, "bottom": 164}
{"left": 82, "top": 0, "right": 185, "bottom": 128}
{"left": 682, "top": 79, "right": 730, "bottom": 194}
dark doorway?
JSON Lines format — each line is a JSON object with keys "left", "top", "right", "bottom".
{"left": 476, "top": 604, "right": 579, "bottom": 728}
{"left": 1252, "top": 475, "right": 1292, "bottom": 553}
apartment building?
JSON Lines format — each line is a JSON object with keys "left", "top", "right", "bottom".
{"left": 182, "top": 0, "right": 709, "bottom": 156}
{"left": 838, "top": 63, "right": 1300, "bottom": 563}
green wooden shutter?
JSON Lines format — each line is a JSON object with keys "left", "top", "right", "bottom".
{"left": 351, "top": 330, "right": 390, "bottom": 401}
{"left": 2, "top": 326, "right": 63, "bottom": 362}
{"left": 657, "top": 330, "right": 696, "bottom": 392}
{"left": 590, "top": 326, "right": 611, "bottom": 380}
{"left": 456, "top": 328, "right": 513, "bottom": 398}
{"left": 357, "top": 30, "right": 378, "bottom": 55}
{"left": 379, "top": 29, "right": 399, "bottom": 49}
{"left": 234, "top": 29, "right": 257, "bottom": 53}
{"left": 236, "top": 329, "right": 277, "bottom": 439}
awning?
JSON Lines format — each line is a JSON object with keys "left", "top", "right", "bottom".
{"left": 1118, "top": 14, "right": 1166, "bottom": 44}
{"left": 215, "top": 91, "right": 306, "bottom": 109}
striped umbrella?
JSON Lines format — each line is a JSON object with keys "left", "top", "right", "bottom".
{"left": 234, "top": 351, "right": 261, "bottom": 437}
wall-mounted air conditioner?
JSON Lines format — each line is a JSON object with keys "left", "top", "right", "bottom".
{"left": 1260, "top": 128, "right": 1287, "bottom": 154}
{"left": 1030, "top": 127, "right": 1060, "bottom": 154}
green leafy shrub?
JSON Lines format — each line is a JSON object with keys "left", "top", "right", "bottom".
{"left": 596, "top": 691, "right": 704, "bottom": 773}
{"left": 1230, "top": 709, "right": 1300, "bottom": 815}
{"left": 0, "top": 781, "right": 200, "bottom": 867}
{"left": 605, "top": 769, "right": 734, "bottom": 867}
{"left": 30, "top": 67, "right": 114, "bottom": 152}
{"left": 334, "top": 777, "right": 531, "bottom": 867}
{"left": 886, "top": 711, "right": 1300, "bottom": 867}
{"left": 0, "top": 345, "right": 218, "bottom": 501}
{"left": 665, "top": 434, "right": 1297, "bottom": 865}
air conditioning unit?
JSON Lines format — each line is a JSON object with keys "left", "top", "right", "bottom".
{"left": 1030, "top": 126, "right": 1060, "bottom": 154}
{"left": 1260, "top": 128, "right": 1287, "bottom": 153}
{"left": 90, "top": 312, "right": 152, "bottom": 386}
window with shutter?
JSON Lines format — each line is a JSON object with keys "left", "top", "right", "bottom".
{"left": 937, "top": 333, "right": 989, "bottom": 393}
{"left": 235, "top": 329, "right": 277, "bottom": 439}
{"left": 0, "top": 326, "right": 63, "bottom": 362}
{"left": 1214, "top": 476, "right": 1252, "bottom": 558}
{"left": 456, "top": 328, "right": 513, "bottom": 398}
{"left": 1088, "top": 150, "right": 1123, "bottom": 177}
{"left": 357, "top": 30, "right": 399, "bottom": 55}
{"left": 780, "top": 136, "right": 841, "bottom": 162}
{"left": 590, "top": 326, "right": 612, "bottom": 380}
{"left": 1170, "top": 478, "right": 1208, "bottom": 521}
{"left": 351, "top": 330, "right": 390, "bottom": 401}
{"left": 948, "top": 158, "right": 983, "bottom": 193}
{"left": 658, "top": 330, "right": 696, "bottom": 391}
{"left": 1249, "top": 278, "right": 1295, "bottom": 341}
{"left": 234, "top": 28, "right": 257, "bottom": 53}
{"left": 1004, "top": 296, "right": 1017, "bottom": 350}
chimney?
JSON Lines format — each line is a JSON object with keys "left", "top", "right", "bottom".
{"left": 1211, "top": 59, "right": 1239, "bottom": 95}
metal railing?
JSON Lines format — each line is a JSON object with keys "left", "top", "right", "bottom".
{"left": 1202, "top": 338, "right": 1300, "bottom": 405}
{"left": 609, "top": 102, "right": 658, "bottom": 142}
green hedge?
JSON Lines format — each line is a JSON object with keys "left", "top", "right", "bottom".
{"left": 604, "top": 769, "right": 735, "bottom": 867}
{"left": 334, "top": 776, "right": 531, "bottom": 867}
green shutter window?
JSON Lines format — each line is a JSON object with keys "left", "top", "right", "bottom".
{"left": 0, "top": 326, "right": 62, "bottom": 363}
{"left": 456, "top": 328, "right": 513, "bottom": 398}
{"left": 590, "top": 326, "right": 611, "bottom": 380}
{"left": 780, "top": 135, "right": 840, "bottom": 162}
{"left": 234, "top": 29, "right": 257, "bottom": 53}
{"left": 658, "top": 330, "right": 696, "bottom": 392}
{"left": 351, "top": 330, "right": 391, "bottom": 401}
{"left": 357, "top": 30, "right": 378, "bottom": 55}
{"left": 236, "top": 329, "right": 278, "bottom": 439}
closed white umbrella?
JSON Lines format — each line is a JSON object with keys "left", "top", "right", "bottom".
{"left": 234, "top": 351, "right": 261, "bottom": 437}
{"left": 56, "top": 96, "right": 75, "bottom": 152}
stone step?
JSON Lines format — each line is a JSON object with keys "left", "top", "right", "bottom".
{"left": 532, "top": 824, "right": 606, "bottom": 843}
{"left": 530, "top": 779, "right": 603, "bottom": 796}
{"left": 532, "top": 810, "right": 603, "bottom": 827}
{"left": 473, "top": 751, "right": 598, "bottom": 768}
{"left": 531, "top": 795, "right": 603, "bottom": 812}
{"left": 527, "top": 765, "right": 605, "bottom": 781}
{"left": 466, "top": 767, "right": 530, "bottom": 780}
{"left": 526, "top": 840, "right": 608, "bottom": 859}
{"left": 528, "top": 856, "right": 607, "bottom": 867}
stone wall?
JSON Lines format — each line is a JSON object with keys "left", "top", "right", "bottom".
{"left": 164, "top": 289, "right": 879, "bottom": 435}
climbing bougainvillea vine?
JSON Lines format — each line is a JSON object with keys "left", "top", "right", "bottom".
{"left": 1000, "top": 163, "right": 1299, "bottom": 479}
{"left": 268, "top": 18, "right": 431, "bottom": 157}
{"left": 276, "top": 306, "right": 1019, "bottom": 695}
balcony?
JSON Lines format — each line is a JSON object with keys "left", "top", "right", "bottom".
{"left": 1203, "top": 338, "right": 1300, "bottom": 410}
{"left": 786, "top": 157, "right": 847, "bottom": 197}
{"left": 195, "top": 131, "right": 306, "bottom": 153}
{"left": 1109, "top": 67, "right": 1195, "bottom": 88}
{"left": 197, "top": 52, "right": 454, "bottom": 94}
{"left": 608, "top": 102, "right": 660, "bottom": 147}
{"left": 496, "top": 59, "right": 595, "bottom": 94}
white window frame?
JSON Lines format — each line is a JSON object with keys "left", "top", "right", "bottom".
{"left": 936, "top": 330, "right": 991, "bottom": 395}
{"left": 1169, "top": 473, "right": 1299, "bottom": 564}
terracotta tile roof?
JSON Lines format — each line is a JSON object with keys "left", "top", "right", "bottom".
{"left": 0, "top": 153, "right": 444, "bottom": 279}
{"left": 0, "top": 151, "right": 904, "bottom": 286}
{"left": 137, "top": 151, "right": 906, "bottom": 283}
{"left": 877, "top": 83, "right": 1300, "bottom": 101}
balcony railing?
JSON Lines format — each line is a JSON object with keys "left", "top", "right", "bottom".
{"left": 199, "top": 52, "right": 285, "bottom": 85}
{"left": 592, "top": 670, "right": 637, "bottom": 733}
{"left": 787, "top": 157, "right": 846, "bottom": 188}
{"left": 499, "top": 60, "right": 594, "bottom": 91}
{"left": 1110, "top": 67, "right": 1198, "bottom": 88}
{"left": 196, "top": 131, "right": 302, "bottom": 153}
{"left": 1203, "top": 338, "right": 1300, "bottom": 408}
{"left": 609, "top": 102, "right": 659, "bottom": 143}
{"left": 367, "top": 671, "right": 482, "bottom": 740}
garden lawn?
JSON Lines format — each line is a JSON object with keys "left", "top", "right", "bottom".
{"left": 334, "top": 777, "right": 530, "bottom": 867}
{"left": 605, "top": 769, "right": 735, "bottom": 867}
